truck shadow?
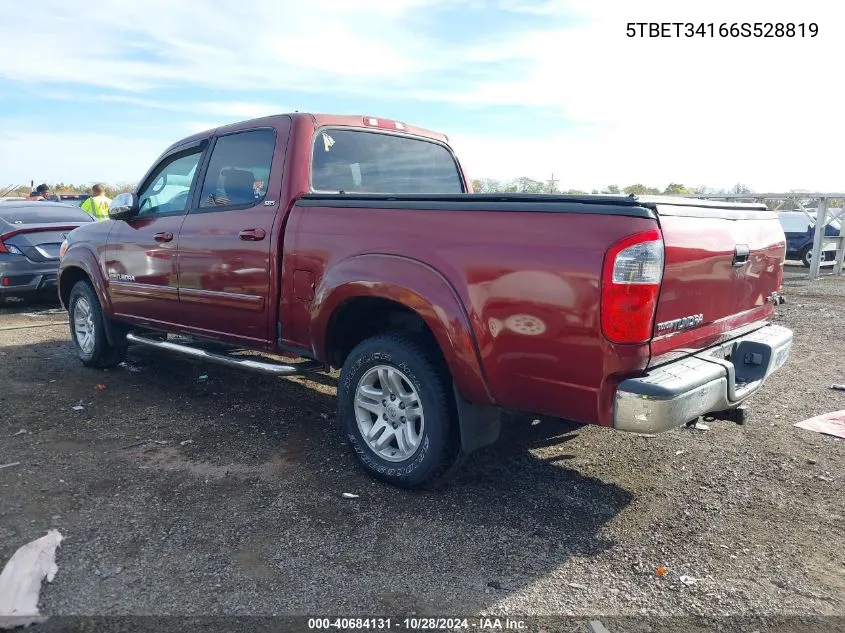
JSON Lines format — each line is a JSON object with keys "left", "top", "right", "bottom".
{"left": 1, "top": 337, "right": 632, "bottom": 616}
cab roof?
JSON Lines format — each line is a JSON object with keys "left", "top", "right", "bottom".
{"left": 163, "top": 113, "right": 449, "bottom": 156}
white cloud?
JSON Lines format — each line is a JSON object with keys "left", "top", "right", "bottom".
{"left": 97, "top": 96, "right": 287, "bottom": 120}
{"left": 442, "top": 0, "right": 845, "bottom": 190}
{"left": 0, "top": 129, "right": 168, "bottom": 186}
{"left": 201, "top": 101, "right": 289, "bottom": 119}
{"left": 1, "top": 0, "right": 843, "bottom": 190}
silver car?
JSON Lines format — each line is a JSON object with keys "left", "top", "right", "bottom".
{"left": 0, "top": 201, "right": 94, "bottom": 304}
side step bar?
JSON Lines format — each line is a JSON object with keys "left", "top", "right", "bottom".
{"left": 125, "top": 332, "right": 325, "bottom": 376}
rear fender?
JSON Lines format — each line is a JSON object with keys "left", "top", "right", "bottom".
{"left": 312, "top": 254, "right": 492, "bottom": 406}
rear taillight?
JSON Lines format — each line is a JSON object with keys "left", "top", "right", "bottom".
{"left": 0, "top": 237, "right": 23, "bottom": 255}
{"left": 601, "top": 229, "right": 664, "bottom": 344}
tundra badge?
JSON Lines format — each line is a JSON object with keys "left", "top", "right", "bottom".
{"left": 109, "top": 272, "right": 136, "bottom": 282}
{"left": 656, "top": 314, "right": 704, "bottom": 333}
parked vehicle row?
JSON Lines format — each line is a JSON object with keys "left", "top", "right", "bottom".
{"left": 0, "top": 202, "right": 94, "bottom": 303}
{"left": 777, "top": 210, "right": 841, "bottom": 267}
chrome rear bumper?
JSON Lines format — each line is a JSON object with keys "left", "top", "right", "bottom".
{"left": 614, "top": 324, "right": 793, "bottom": 433}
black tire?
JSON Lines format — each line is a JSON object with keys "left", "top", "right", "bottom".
{"left": 338, "top": 331, "right": 462, "bottom": 489}
{"left": 68, "top": 280, "right": 127, "bottom": 368}
{"left": 799, "top": 245, "right": 813, "bottom": 268}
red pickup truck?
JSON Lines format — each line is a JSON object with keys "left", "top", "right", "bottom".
{"left": 57, "top": 112, "right": 793, "bottom": 488}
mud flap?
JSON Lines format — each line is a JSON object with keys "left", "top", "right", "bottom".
{"left": 102, "top": 314, "right": 128, "bottom": 348}
{"left": 453, "top": 383, "right": 501, "bottom": 454}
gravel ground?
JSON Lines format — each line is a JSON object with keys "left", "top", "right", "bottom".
{"left": 0, "top": 266, "right": 843, "bottom": 628}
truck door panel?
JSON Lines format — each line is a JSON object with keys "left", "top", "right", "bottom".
{"left": 106, "top": 143, "right": 205, "bottom": 324}
{"left": 176, "top": 121, "right": 289, "bottom": 343}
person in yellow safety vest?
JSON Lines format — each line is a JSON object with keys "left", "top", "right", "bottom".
{"left": 80, "top": 184, "right": 112, "bottom": 221}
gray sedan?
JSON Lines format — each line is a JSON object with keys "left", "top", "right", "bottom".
{"left": 0, "top": 201, "right": 94, "bottom": 304}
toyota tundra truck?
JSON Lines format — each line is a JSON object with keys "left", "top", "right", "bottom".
{"left": 57, "top": 112, "right": 793, "bottom": 488}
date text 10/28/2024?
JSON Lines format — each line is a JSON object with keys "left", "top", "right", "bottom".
{"left": 626, "top": 22, "right": 818, "bottom": 38}
{"left": 308, "top": 618, "right": 528, "bottom": 630}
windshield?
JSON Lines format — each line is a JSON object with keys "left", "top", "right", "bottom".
{"left": 0, "top": 204, "right": 94, "bottom": 225}
{"left": 311, "top": 129, "right": 463, "bottom": 194}
{"left": 58, "top": 195, "right": 89, "bottom": 207}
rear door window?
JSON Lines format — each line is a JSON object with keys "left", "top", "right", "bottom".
{"left": 199, "top": 129, "right": 276, "bottom": 209}
{"left": 311, "top": 129, "right": 463, "bottom": 194}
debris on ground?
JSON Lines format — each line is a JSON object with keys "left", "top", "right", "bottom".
{"left": 830, "top": 384, "right": 845, "bottom": 392}
{"left": 0, "top": 322, "right": 68, "bottom": 332}
{"left": 341, "top": 493, "right": 359, "bottom": 499}
{"left": 679, "top": 575, "right": 698, "bottom": 586}
{"left": 0, "top": 529, "right": 63, "bottom": 626}
{"left": 196, "top": 375, "right": 209, "bottom": 384}
{"left": 794, "top": 410, "right": 845, "bottom": 440}
{"left": 0, "top": 462, "right": 21, "bottom": 470}
{"left": 567, "top": 582, "right": 587, "bottom": 590}
{"left": 655, "top": 566, "right": 667, "bottom": 577}
{"left": 587, "top": 621, "right": 611, "bottom": 633}
{"left": 118, "top": 439, "right": 169, "bottom": 451}
{"left": 692, "top": 421, "right": 711, "bottom": 431}
{"left": 675, "top": 450, "right": 685, "bottom": 456}
{"left": 320, "top": 413, "right": 329, "bottom": 420}
{"left": 95, "top": 384, "right": 106, "bottom": 391}
{"left": 179, "top": 439, "right": 194, "bottom": 446}
{"left": 2, "top": 429, "right": 27, "bottom": 439}
{"left": 71, "top": 406, "right": 84, "bottom": 411}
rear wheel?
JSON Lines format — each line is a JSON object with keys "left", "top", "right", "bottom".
{"left": 338, "top": 332, "right": 462, "bottom": 489}
{"left": 68, "top": 281, "right": 127, "bottom": 368}
{"left": 800, "top": 245, "right": 813, "bottom": 267}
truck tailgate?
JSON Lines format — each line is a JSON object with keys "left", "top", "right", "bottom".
{"left": 649, "top": 201, "right": 786, "bottom": 366}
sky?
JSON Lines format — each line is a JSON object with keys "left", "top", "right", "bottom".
{"left": 0, "top": 0, "right": 843, "bottom": 193}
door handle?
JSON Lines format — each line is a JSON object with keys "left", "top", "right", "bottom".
{"left": 732, "top": 244, "right": 750, "bottom": 266}
{"left": 153, "top": 232, "right": 174, "bottom": 243}
{"left": 239, "top": 228, "right": 266, "bottom": 241}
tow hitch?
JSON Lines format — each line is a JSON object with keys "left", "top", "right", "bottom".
{"left": 702, "top": 405, "right": 749, "bottom": 426}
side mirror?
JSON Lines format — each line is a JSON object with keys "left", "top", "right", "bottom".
{"left": 109, "top": 192, "right": 139, "bottom": 221}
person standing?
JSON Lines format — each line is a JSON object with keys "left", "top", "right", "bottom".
{"left": 28, "top": 184, "right": 52, "bottom": 200}
{"left": 80, "top": 184, "right": 111, "bottom": 221}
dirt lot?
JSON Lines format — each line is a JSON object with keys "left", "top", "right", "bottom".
{"left": 1, "top": 267, "right": 843, "bottom": 626}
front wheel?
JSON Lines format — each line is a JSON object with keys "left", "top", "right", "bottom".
{"left": 338, "top": 332, "right": 462, "bottom": 489}
{"left": 68, "top": 281, "right": 127, "bottom": 368}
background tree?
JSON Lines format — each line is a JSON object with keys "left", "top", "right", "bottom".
{"left": 623, "top": 183, "right": 661, "bottom": 195}
{"left": 663, "top": 183, "right": 690, "bottom": 195}
{"left": 513, "top": 177, "right": 545, "bottom": 193}
{"left": 471, "top": 178, "right": 504, "bottom": 193}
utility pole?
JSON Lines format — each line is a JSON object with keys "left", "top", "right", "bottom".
{"left": 547, "top": 173, "right": 559, "bottom": 194}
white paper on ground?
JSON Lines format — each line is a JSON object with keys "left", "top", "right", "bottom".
{"left": 0, "top": 529, "right": 63, "bottom": 627}
{"left": 794, "top": 410, "right": 845, "bottom": 440}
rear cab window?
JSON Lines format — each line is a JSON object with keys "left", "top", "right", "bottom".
{"left": 311, "top": 129, "right": 464, "bottom": 194}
